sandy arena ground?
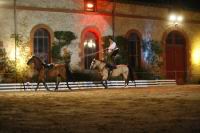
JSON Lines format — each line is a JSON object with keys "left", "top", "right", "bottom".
{"left": 0, "top": 85, "right": 200, "bottom": 133}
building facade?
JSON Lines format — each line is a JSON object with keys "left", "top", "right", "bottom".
{"left": 0, "top": 0, "right": 200, "bottom": 83}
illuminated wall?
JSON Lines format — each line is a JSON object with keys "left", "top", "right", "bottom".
{"left": 190, "top": 34, "right": 200, "bottom": 81}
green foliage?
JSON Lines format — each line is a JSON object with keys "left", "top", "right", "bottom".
{"left": 151, "top": 41, "right": 163, "bottom": 55}
{"left": 54, "top": 31, "right": 76, "bottom": 44}
{"left": 0, "top": 35, "right": 31, "bottom": 82}
{"left": 0, "top": 56, "right": 16, "bottom": 83}
{"left": 52, "top": 31, "right": 76, "bottom": 60}
{"left": 52, "top": 43, "right": 63, "bottom": 59}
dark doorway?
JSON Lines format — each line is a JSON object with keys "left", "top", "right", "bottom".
{"left": 166, "top": 31, "right": 186, "bottom": 84}
{"left": 127, "top": 32, "right": 141, "bottom": 70}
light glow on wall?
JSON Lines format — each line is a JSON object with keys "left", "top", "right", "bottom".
{"left": 192, "top": 47, "right": 200, "bottom": 65}
{"left": 9, "top": 47, "right": 19, "bottom": 61}
{"left": 169, "top": 14, "right": 176, "bottom": 21}
{"left": 169, "top": 14, "right": 183, "bottom": 22}
{"left": 87, "top": 3, "right": 94, "bottom": 8}
{"left": 9, "top": 45, "right": 30, "bottom": 72}
{"left": 85, "top": 2, "right": 95, "bottom": 12}
{"left": 169, "top": 14, "right": 184, "bottom": 26}
{"left": 84, "top": 39, "right": 96, "bottom": 48}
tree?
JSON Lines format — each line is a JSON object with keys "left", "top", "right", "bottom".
{"left": 52, "top": 31, "right": 76, "bottom": 60}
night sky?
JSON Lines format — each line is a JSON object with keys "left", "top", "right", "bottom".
{"left": 115, "top": 0, "right": 200, "bottom": 12}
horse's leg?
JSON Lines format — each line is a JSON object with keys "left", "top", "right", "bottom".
{"left": 123, "top": 73, "right": 129, "bottom": 88}
{"left": 101, "top": 80, "right": 108, "bottom": 89}
{"left": 62, "top": 75, "right": 72, "bottom": 90}
{"left": 124, "top": 79, "right": 128, "bottom": 88}
{"left": 22, "top": 82, "right": 26, "bottom": 91}
{"left": 41, "top": 70, "right": 50, "bottom": 91}
{"left": 105, "top": 80, "right": 108, "bottom": 89}
{"left": 101, "top": 81, "right": 104, "bottom": 88}
{"left": 121, "top": 72, "right": 127, "bottom": 88}
{"left": 124, "top": 75, "right": 128, "bottom": 88}
{"left": 101, "top": 71, "right": 108, "bottom": 89}
{"left": 43, "top": 82, "right": 50, "bottom": 91}
{"left": 35, "top": 82, "right": 40, "bottom": 91}
{"left": 55, "top": 81, "right": 60, "bottom": 91}
{"left": 41, "top": 77, "right": 49, "bottom": 91}
{"left": 65, "top": 70, "right": 72, "bottom": 91}
{"left": 66, "top": 81, "right": 71, "bottom": 90}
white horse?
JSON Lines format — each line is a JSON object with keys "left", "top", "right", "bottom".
{"left": 90, "top": 58, "right": 135, "bottom": 88}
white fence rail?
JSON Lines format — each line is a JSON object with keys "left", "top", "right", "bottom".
{"left": 0, "top": 80, "right": 176, "bottom": 91}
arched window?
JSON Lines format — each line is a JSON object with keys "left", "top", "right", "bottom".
{"left": 84, "top": 32, "right": 99, "bottom": 69}
{"left": 33, "top": 28, "right": 50, "bottom": 63}
{"left": 127, "top": 32, "right": 141, "bottom": 69}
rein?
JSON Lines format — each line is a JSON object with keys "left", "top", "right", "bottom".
{"left": 81, "top": 48, "right": 107, "bottom": 59}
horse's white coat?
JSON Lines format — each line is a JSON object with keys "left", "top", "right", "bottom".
{"left": 90, "top": 59, "right": 129, "bottom": 87}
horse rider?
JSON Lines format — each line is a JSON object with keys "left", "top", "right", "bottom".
{"left": 106, "top": 37, "right": 119, "bottom": 77}
{"left": 43, "top": 55, "right": 53, "bottom": 69}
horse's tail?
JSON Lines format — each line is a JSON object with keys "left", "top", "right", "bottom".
{"left": 127, "top": 65, "right": 136, "bottom": 85}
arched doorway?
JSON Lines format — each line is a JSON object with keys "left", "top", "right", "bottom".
{"left": 165, "top": 30, "right": 186, "bottom": 84}
{"left": 127, "top": 32, "right": 141, "bottom": 70}
{"left": 83, "top": 31, "right": 99, "bottom": 69}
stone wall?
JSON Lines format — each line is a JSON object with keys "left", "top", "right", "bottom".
{"left": 16, "top": 0, "right": 83, "bottom": 10}
{"left": 0, "top": 8, "right": 15, "bottom": 59}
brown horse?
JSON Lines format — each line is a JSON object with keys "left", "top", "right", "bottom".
{"left": 27, "top": 56, "right": 72, "bottom": 91}
{"left": 90, "top": 58, "right": 135, "bottom": 88}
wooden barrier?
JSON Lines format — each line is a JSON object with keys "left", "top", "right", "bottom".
{"left": 0, "top": 80, "right": 176, "bottom": 91}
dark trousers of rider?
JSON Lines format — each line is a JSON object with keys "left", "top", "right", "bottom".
{"left": 106, "top": 48, "right": 119, "bottom": 66}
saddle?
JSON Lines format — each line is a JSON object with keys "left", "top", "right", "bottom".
{"left": 44, "top": 63, "right": 54, "bottom": 69}
{"left": 105, "top": 63, "right": 116, "bottom": 79}
{"left": 106, "top": 63, "right": 116, "bottom": 71}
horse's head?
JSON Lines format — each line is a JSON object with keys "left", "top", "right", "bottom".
{"left": 27, "top": 56, "right": 44, "bottom": 71}
{"left": 27, "top": 56, "right": 35, "bottom": 65}
{"left": 90, "top": 58, "right": 99, "bottom": 69}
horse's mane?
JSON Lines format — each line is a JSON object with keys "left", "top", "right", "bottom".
{"left": 32, "top": 56, "right": 45, "bottom": 64}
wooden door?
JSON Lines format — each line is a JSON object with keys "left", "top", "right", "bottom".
{"left": 166, "top": 31, "right": 186, "bottom": 84}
